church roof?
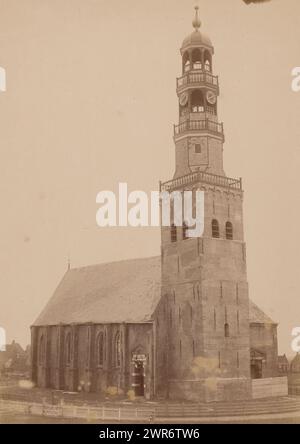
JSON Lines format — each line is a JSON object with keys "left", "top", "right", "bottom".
{"left": 33, "top": 256, "right": 162, "bottom": 326}
{"left": 249, "top": 300, "right": 277, "bottom": 325}
{"left": 181, "top": 7, "right": 212, "bottom": 51}
{"left": 181, "top": 31, "right": 212, "bottom": 51}
{"left": 33, "top": 256, "right": 276, "bottom": 327}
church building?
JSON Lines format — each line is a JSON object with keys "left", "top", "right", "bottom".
{"left": 31, "top": 8, "right": 280, "bottom": 402}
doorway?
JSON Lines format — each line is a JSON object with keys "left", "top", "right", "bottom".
{"left": 132, "top": 360, "right": 145, "bottom": 397}
{"left": 250, "top": 349, "right": 265, "bottom": 379}
{"left": 251, "top": 359, "right": 263, "bottom": 379}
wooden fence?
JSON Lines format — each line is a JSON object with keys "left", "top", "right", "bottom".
{"left": 252, "top": 377, "right": 288, "bottom": 399}
{"left": 0, "top": 399, "right": 155, "bottom": 421}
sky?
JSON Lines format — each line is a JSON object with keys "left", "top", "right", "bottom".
{"left": 0, "top": 0, "right": 300, "bottom": 355}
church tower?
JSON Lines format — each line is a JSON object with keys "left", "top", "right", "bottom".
{"left": 160, "top": 7, "right": 252, "bottom": 402}
{"left": 174, "top": 6, "right": 224, "bottom": 179}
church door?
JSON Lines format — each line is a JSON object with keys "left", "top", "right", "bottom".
{"left": 251, "top": 361, "right": 262, "bottom": 379}
{"left": 132, "top": 361, "right": 145, "bottom": 397}
{"left": 250, "top": 350, "right": 265, "bottom": 379}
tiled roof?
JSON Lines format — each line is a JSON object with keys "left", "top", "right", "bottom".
{"left": 291, "top": 353, "right": 300, "bottom": 372}
{"left": 33, "top": 256, "right": 161, "bottom": 326}
{"left": 33, "top": 256, "right": 276, "bottom": 327}
{"left": 249, "top": 300, "right": 276, "bottom": 325}
{"left": 278, "top": 355, "right": 289, "bottom": 364}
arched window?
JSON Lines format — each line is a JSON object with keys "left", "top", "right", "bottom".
{"left": 38, "top": 335, "right": 45, "bottom": 365}
{"left": 192, "top": 49, "right": 202, "bottom": 70}
{"left": 226, "top": 221, "right": 233, "bottom": 240}
{"left": 65, "top": 333, "right": 71, "bottom": 366}
{"left": 191, "top": 90, "right": 204, "bottom": 113}
{"left": 184, "top": 60, "right": 191, "bottom": 72}
{"left": 170, "top": 224, "right": 177, "bottom": 243}
{"left": 205, "top": 60, "right": 211, "bottom": 72}
{"left": 182, "top": 221, "right": 188, "bottom": 240}
{"left": 96, "top": 332, "right": 105, "bottom": 367}
{"left": 212, "top": 219, "right": 220, "bottom": 238}
{"left": 114, "top": 332, "right": 121, "bottom": 368}
{"left": 204, "top": 51, "right": 211, "bottom": 72}
{"left": 224, "top": 323, "right": 230, "bottom": 338}
{"left": 183, "top": 52, "right": 190, "bottom": 73}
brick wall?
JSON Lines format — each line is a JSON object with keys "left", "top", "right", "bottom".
{"left": 161, "top": 183, "right": 252, "bottom": 401}
{"left": 32, "top": 322, "right": 153, "bottom": 397}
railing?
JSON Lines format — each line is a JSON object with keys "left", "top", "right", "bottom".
{"left": 206, "top": 105, "right": 216, "bottom": 115}
{"left": 174, "top": 118, "right": 224, "bottom": 137}
{"left": 161, "top": 170, "right": 242, "bottom": 192}
{"left": 2, "top": 397, "right": 300, "bottom": 421}
{"left": 177, "top": 71, "right": 219, "bottom": 90}
{"left": 0, "top": 399, "right": 156, "bottom": 422}
{"left": 252, "top": 377, "right": 288, "bottom": 399}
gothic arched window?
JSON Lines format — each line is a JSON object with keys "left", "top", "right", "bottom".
{"left": 65, "top": 333, "right": 71, "bottom": 366}
{"left": 171, "top": 224, "right": 177, "bottom": 243}
{"left": 191, "top": 90, "right": 204, "bottom": 113}
{"left": 96, "top": 332, "right": 105, "bottom": 367}
{"left": 114, "top": 332, "right": 121, "bottom": 368}
{"left": 226, "top": 221, "right": 233, "bottom": 240}
{"left": 224, "top": 323, "right": 230, "bottom": 338}
{"left": 38, "top": 335, "right": 45, "bottom": 365}
{"left": 85, "top": 327, "right": 91, "bottom": 367}
{"left": 212, "top": 219, "right": 220, "bottom": 238}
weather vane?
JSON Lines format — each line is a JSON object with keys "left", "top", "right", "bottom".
{"left": 192, "top": 6, "right": 201, "bottom": 31}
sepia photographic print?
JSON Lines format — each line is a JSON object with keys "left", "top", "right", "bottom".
{"left": 1, "top": 0, "right": 300, "bottom": 431}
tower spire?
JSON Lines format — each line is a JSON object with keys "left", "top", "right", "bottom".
{"left": 192, "top": 6, "right": 201, "bottom": 32}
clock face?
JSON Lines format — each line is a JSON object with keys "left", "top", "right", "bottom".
{"left": 179, "top": 92, "right": 188, "bottom": 107}
{"left": 206, "top": 90, "right": 217, "bottom": 105}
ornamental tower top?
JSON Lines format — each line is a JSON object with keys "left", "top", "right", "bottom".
{"left": 174, "top": 7, "right": 225, "bottom": 179}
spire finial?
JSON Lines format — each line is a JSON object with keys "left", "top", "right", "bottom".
{"left": 67, "top": 255, "right": 71, "bottom": 271}
{"left": 192, "top": 6, "right": 201, "bottom": 31}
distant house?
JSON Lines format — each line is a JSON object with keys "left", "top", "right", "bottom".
{"left": 278, "top": 355, "right": 289, "bottom": 375}
{"left": 0, "top": 341, "right": 29, "bottom": 376}
{"left": 288, "top": 353, "right": 300, "bottom": 395}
